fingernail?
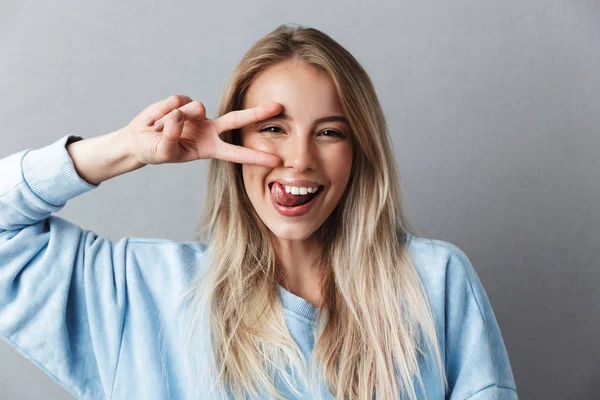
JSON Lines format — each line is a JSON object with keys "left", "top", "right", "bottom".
{"left": 145, "top": 116, "right": 155, "bottom": 126}
{"left": 153, "top": 121, "right": 164, "bottom": 131}
{"left": 171, "top": 109, "right": 183, "bottom": 123}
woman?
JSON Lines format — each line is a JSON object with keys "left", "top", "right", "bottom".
{"left": 0, "top": 24, "right": 518, "bottom": 399}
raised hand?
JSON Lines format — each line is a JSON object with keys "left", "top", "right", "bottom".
{"left": 124, "top": 94, "right": 283, "bottom": 167}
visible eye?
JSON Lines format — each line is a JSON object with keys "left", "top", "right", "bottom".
{"left": 258, "top": 126, "right": 344, "bottom": 138}
{"left": 259, "top": 126, "right": 283, "bottom": 134}
{"left": 319, "top": 129, "right": 344, "bottom": 139}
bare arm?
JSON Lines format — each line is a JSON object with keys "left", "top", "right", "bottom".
{"left": 66, "top": 129, "right": 145, "bottom": 185}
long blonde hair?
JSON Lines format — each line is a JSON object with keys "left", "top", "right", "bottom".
{"left": 177, "top": 24, "right": 447, "bottom": 399}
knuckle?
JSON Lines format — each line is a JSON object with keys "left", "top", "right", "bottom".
{"left": 156, "top": 146, "right": 171, "bottom": 162}
{"left": 167, "top": 94, "right": 183, "bottom": 107}
{"left": 192, "top": 101, "right": 206, "bottom": 114}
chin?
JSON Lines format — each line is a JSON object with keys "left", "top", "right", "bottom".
{"left": 266, "top": 222, "right": 320, "bottom": 241}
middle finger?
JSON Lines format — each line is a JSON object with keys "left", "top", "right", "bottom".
{"left": 213, "top": 102, "right": 282, "bottom": 133}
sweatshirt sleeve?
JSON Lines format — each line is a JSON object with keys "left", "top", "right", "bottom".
{"left": 0, "top": 135, "right": 127, "bottom": 399}
{"left": 442, "top": 243, "right": 519, "bottom": 399}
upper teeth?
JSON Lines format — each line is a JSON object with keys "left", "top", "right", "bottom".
{"left": 284, "top": 185, "right": 320, "bottom": 195}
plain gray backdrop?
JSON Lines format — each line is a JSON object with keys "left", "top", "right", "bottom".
{"left": 1, "top": 0, "right": 598, "bottom": 399}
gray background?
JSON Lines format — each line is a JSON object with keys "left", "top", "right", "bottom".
{"left": 1, "top": 0, "right": 598, "bottom": 399}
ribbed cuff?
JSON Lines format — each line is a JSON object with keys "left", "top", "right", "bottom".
{"left": 22, "top": 135, "right": 100, "bottom": 207}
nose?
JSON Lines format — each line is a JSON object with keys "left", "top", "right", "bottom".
{"left": 281, "top": 132, "right": 318, "bottom": 172}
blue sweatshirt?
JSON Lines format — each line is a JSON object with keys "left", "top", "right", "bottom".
{"left": 0, "top": 134, "right": 518, "bottom": 399}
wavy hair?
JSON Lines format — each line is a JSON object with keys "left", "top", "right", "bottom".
{"left": 177, "top": 24, "right": 447, "bottom": 400}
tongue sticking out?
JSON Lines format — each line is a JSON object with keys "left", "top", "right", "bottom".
{"left": 271, "top": 182, "right": 317, "bottom": 207}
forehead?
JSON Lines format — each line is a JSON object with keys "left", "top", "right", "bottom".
{"left": 243, "top": 60, "right": 344, "bottom": 115}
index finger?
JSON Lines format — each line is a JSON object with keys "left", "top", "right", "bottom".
{"left": 214, "top": 102, "right": 283, "bottom": 133}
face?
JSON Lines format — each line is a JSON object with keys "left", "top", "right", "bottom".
{"left": 240, "top": 59, "right": 353, "bottom": 243}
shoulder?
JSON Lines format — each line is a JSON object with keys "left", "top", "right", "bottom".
{"left": 405, "top": 233, "right": 477, "bottom": 289}
{"left": 405, "top": 234, "right": 519, "bottom": 396}
{"left": 404, "top": 233, "right": 489, "bottom": 326}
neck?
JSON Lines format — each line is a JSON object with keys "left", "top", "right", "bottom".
{"left": 270, "top": 234, "right": 326, "bottom": 308}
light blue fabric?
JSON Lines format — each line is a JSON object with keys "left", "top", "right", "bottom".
{"left": 0, "top": 135, "right": 518, "bottom": 399}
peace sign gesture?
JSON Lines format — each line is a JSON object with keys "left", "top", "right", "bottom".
{"left": 124, "top": 94, "right": 283, "bottom": 167}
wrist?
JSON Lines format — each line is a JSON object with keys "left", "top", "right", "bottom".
{"left": 66, "top": 129, "right": 145, "bottom": 185}
{"left": 114, "top": 127, "right": 147, "bottom": 169}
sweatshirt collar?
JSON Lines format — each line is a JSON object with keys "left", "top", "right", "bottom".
{"left": 277, "top": 284, "right": 319, "bottom": 322}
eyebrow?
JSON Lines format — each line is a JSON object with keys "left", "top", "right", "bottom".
{"left": 258, "top": 111, "right": 350, "bottom": 127}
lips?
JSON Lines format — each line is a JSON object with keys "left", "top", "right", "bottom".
{"left": 270, "top": 182, "right": 323, "bottom": 207}
{"left": 267, "top": 178, "right": 324, "bottom": 188}
{"left": 269, "top": 182, "right": 324, "bottom": 217}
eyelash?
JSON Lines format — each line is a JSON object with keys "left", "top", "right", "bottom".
{"left": 259, "top": 126, "right": 344, "bottom": 138}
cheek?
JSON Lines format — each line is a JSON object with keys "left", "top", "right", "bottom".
{"left": 241, "top": 131, "right": 278, "bottom": 153}
{"left": 241, "top": 164, "right": 249, "bottom": 187}
{"left": 251, "top": 139, "right": 280, "bottom": 155}
{"left": 241, "top": 164, "right": 271, "bottom": 198}
{"left": 242, "top": 164, "right": 258, "bottom": 188}
{"left": 329, "top": 145, "right": 353, "bottom": 182}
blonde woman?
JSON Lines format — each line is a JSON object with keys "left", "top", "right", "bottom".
{"left": 0, "top": 24, "right": 517, "bottom": 399}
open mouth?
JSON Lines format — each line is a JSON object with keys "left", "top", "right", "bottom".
{"left": 268, "top": 182, "right": 325, "bottom": 208}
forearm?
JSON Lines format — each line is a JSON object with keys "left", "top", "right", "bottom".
{"left": 66, "top": 129, "right": 145, "bottom": 185}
